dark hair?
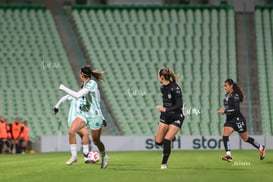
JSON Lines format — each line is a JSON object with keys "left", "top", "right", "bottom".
{"left": 80, "top": 65, "right": 105, "bottom": 83}
{"left": 224, "top": 78, "right": 244, "bottom": 102}
{"left": 158, "top": 67, "right": 178, "bottom": 83}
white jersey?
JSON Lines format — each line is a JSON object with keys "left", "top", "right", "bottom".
{"left": 67, "top": 96, "right": 81, "bottom": 125}
{"left": 79, "top": 80, "right": 102, "bottom": 118}
{"left": 54, "top": 95, "right": 81, "bottom": 126}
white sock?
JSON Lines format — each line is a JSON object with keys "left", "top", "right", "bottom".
{"left": 70, "top": 144, "right": 77, "bottom": 158}
{"left": 259, "top": 145, "right": 263, "bottom": 151}
{"left": 226, "top": 151, "right": 231, "bottom": 156}
{"left": 82, "top": 145, "right": 89, "bottom": 155}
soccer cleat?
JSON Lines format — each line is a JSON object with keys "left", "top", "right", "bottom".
{"left": 259, "top": 145, "right": 266, "bottom": 160}
{"left": 161, "top": 164, "right": 168, "bottom": 169}
{"left": 101, "top": 155, "right": 109, "bottom": 169}
{"left": 65, "top": 156, "right": 78, "bottom": 165}
{"left": 221, "top": 154, "right": 232, "bottom": 162}
{"left": 83, "top": 153, "right": 92, "bottom": 164}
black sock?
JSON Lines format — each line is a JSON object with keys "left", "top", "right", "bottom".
{"left": 155, "top": 142, "right": 163, "bottom": 147}
{"left": 0, "top": 141, "right": 3, "bottom": 154}
{"left": 222, "top": 136, "right": 231, "bottom": 152}
{"left": 162, "top": 139, "right": 171, "bottom": 164}
{"left": 246, "top": 137, "right": 260, "bottom": 149}
{"left": 15, "top": 144, "right": 21, "bottom": 154}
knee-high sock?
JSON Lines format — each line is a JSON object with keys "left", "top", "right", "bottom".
{"left": 223, "top": 136, "right": 231, "bottom": 153}
{"left": 82, "top": 145, "right": 89, "bottom": 155}
{"left": 162, "top": 139, "right": 171, "bottom": 164}
{"left": 246, "top": 137, "right": 260, "bottom": 149}
{"left": 70, "top": 144, "right": 77, "bottom": 158}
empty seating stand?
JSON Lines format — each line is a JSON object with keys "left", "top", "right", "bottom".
{"left": 0, "top": 4, "right": 79, "bottom": 141}
{"left": 255, "top": 5, "right": 273, "bottom": 135}
{"left": 72, "top": 5, "right": 237, "bottom": 136}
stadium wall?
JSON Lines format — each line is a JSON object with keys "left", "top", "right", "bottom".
{"left": 35, "top": 135, "right": 273, "bottom": 152}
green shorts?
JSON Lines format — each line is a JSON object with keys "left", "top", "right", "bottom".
{"left": 77, "top": 112, "right": 103, "bottom": 130}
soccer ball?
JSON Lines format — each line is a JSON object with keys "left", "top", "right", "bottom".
{"left": 87, "top": 151, "right": 100, "bottom": 163}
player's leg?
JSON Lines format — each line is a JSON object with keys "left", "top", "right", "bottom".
{"left": 15, "top": 139, "right": 21, "bottom": 154}
{"left": 155, "top": 122, "right": 169, "bottom": 146}
{"left": 66, "top": 117, "right": 87, "bottom": 165}
{"left": 221, "top": 126, "right": 233, "bottom": 162}
{"left": 78, "top": 128, "right": 91, "bottom": 163}
{"left": 91, "top": 128, "right": 109, "bottom": 168}
{"left": 160, "top": 124, "right": 180, "bottom": 169}
{"left": 21, "top": 140, "right": 27, "bottom": 154}
{"left": 239, "top": 132, "right": 265, "bottom": 160}
{"left": 0, "top": 139, "right": 3, "bottom": 154}
{"left": 5, "top": 139, "right": 11, "bottom": 154}
{"left": 88, "top": 115, "right": 108, "bottom": 168}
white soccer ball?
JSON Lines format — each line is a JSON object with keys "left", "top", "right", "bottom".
{"left": 87, "top": 151, "right": 100, "bottom": 163}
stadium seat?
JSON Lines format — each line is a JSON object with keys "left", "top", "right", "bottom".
{"left": 71, "top": 5, "right": 237, "bottom": 136}
{"left": 255, "top": 7, "right": 273, "bottom": 135}
{"left": 0, "top": 7, "right": 78, "bottom": 141}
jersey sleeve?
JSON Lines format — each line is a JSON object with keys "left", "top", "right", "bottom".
{"left": 54, "top": 95, "right": 71, "bottom": 109}
{"left": 59, "top": 84, "right": 89, "bottom": 99}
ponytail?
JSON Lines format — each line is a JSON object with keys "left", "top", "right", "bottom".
{"left": 233, "top": 83, "right": 244, "bottom": 102}
{"left": 224, "top": 79, "right": 244, "bottom": 102}
{"left": 91, "top": 69, "right": 105, "bottom": 83}
{"left": 159, "top": 67, "right": 178, "bottom": 83}
{"left": 80, "top": 65, "right": 105, "bottom": 83}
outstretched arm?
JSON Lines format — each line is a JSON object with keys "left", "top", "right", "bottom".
{"left": 54, "top": 95, "right": 70, "bottom": 109}
{"left": 59, "top": 84, "right": 89, "bottom": 99}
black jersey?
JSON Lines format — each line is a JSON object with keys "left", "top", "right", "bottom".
{"left": 160, "top": 82, "right": 183, "bottom": 121}
{"left": 223, "top": 92, "right": 244, "bottom": 121}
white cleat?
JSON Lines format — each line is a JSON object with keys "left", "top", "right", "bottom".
{"left": 65, "top": 156, "right": 78, "bottom": 165}
{"left": 101, "top": 155, "right": 110, "bottom": 169}
{"left": 161, "top": 164, "right": 168, "bottom": 169}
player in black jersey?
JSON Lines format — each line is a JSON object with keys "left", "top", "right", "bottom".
{"left": 155, "top": 67, "right": 185, "bottom": 169}
{"left": 218, "top": 79, "right": 265, "bottom": 162}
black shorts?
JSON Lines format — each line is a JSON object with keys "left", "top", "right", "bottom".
{"left": 160, "top": 113, "right": 184, "bottom": 128}
{"left": 224, "top": 117, "right": 247, "bottom": 133}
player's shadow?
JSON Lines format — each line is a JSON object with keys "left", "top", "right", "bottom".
{"left": 263, "top": 161, "right": 273, "bottom": 164}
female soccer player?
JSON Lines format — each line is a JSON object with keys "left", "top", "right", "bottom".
{"left": 54, "top": 93, "right": 90, "bottom": 164}
{"left": 218, "top": 79, "right": 265, "bottom": 162}
{"left": 155, "top": 67, "right": 185, "bottom": 169}
{"left": 59, "top": 65, "right": 109, "bottom": 168}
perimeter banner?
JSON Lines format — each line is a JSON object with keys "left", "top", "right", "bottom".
{"left": 38, "top": 135, "right": 271, "bottom": 152}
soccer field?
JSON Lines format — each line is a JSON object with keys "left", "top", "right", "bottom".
{"left": 0, "top": 150, "right": 272, "bottom": 182}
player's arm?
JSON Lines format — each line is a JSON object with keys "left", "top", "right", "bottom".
{"left": 59, "top": 84, "right": 89, "bottom": 99}
{"left": 54, "top": 95, "right": 70, "bottom": 114}
{"left": 165, "top": 94, "right": 182, "bottom": 112}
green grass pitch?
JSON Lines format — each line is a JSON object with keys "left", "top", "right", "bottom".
{"left": 0, "top": 150, "right": 272, "bottom": 182}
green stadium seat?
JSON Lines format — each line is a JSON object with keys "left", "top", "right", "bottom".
{"left": 71, "top": 6, "right": 237, "bottom": 136}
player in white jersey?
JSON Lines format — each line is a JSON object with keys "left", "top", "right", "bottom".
{"left": 54, "top": 94, "right": 91, "bottom": 164}
{"left": 58, "top": 65, "right": 109, "bottom": 169}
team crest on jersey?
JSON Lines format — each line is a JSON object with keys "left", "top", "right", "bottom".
{"left": 168, "top": 94, "right": 172, "bottom": 99}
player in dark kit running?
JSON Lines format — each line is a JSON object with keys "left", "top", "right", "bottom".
{"left": 155, "top": 67, "right": 185, "bottom": 169}
{"left": 218, "top": 79, "right": 265, "bottom": 162}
